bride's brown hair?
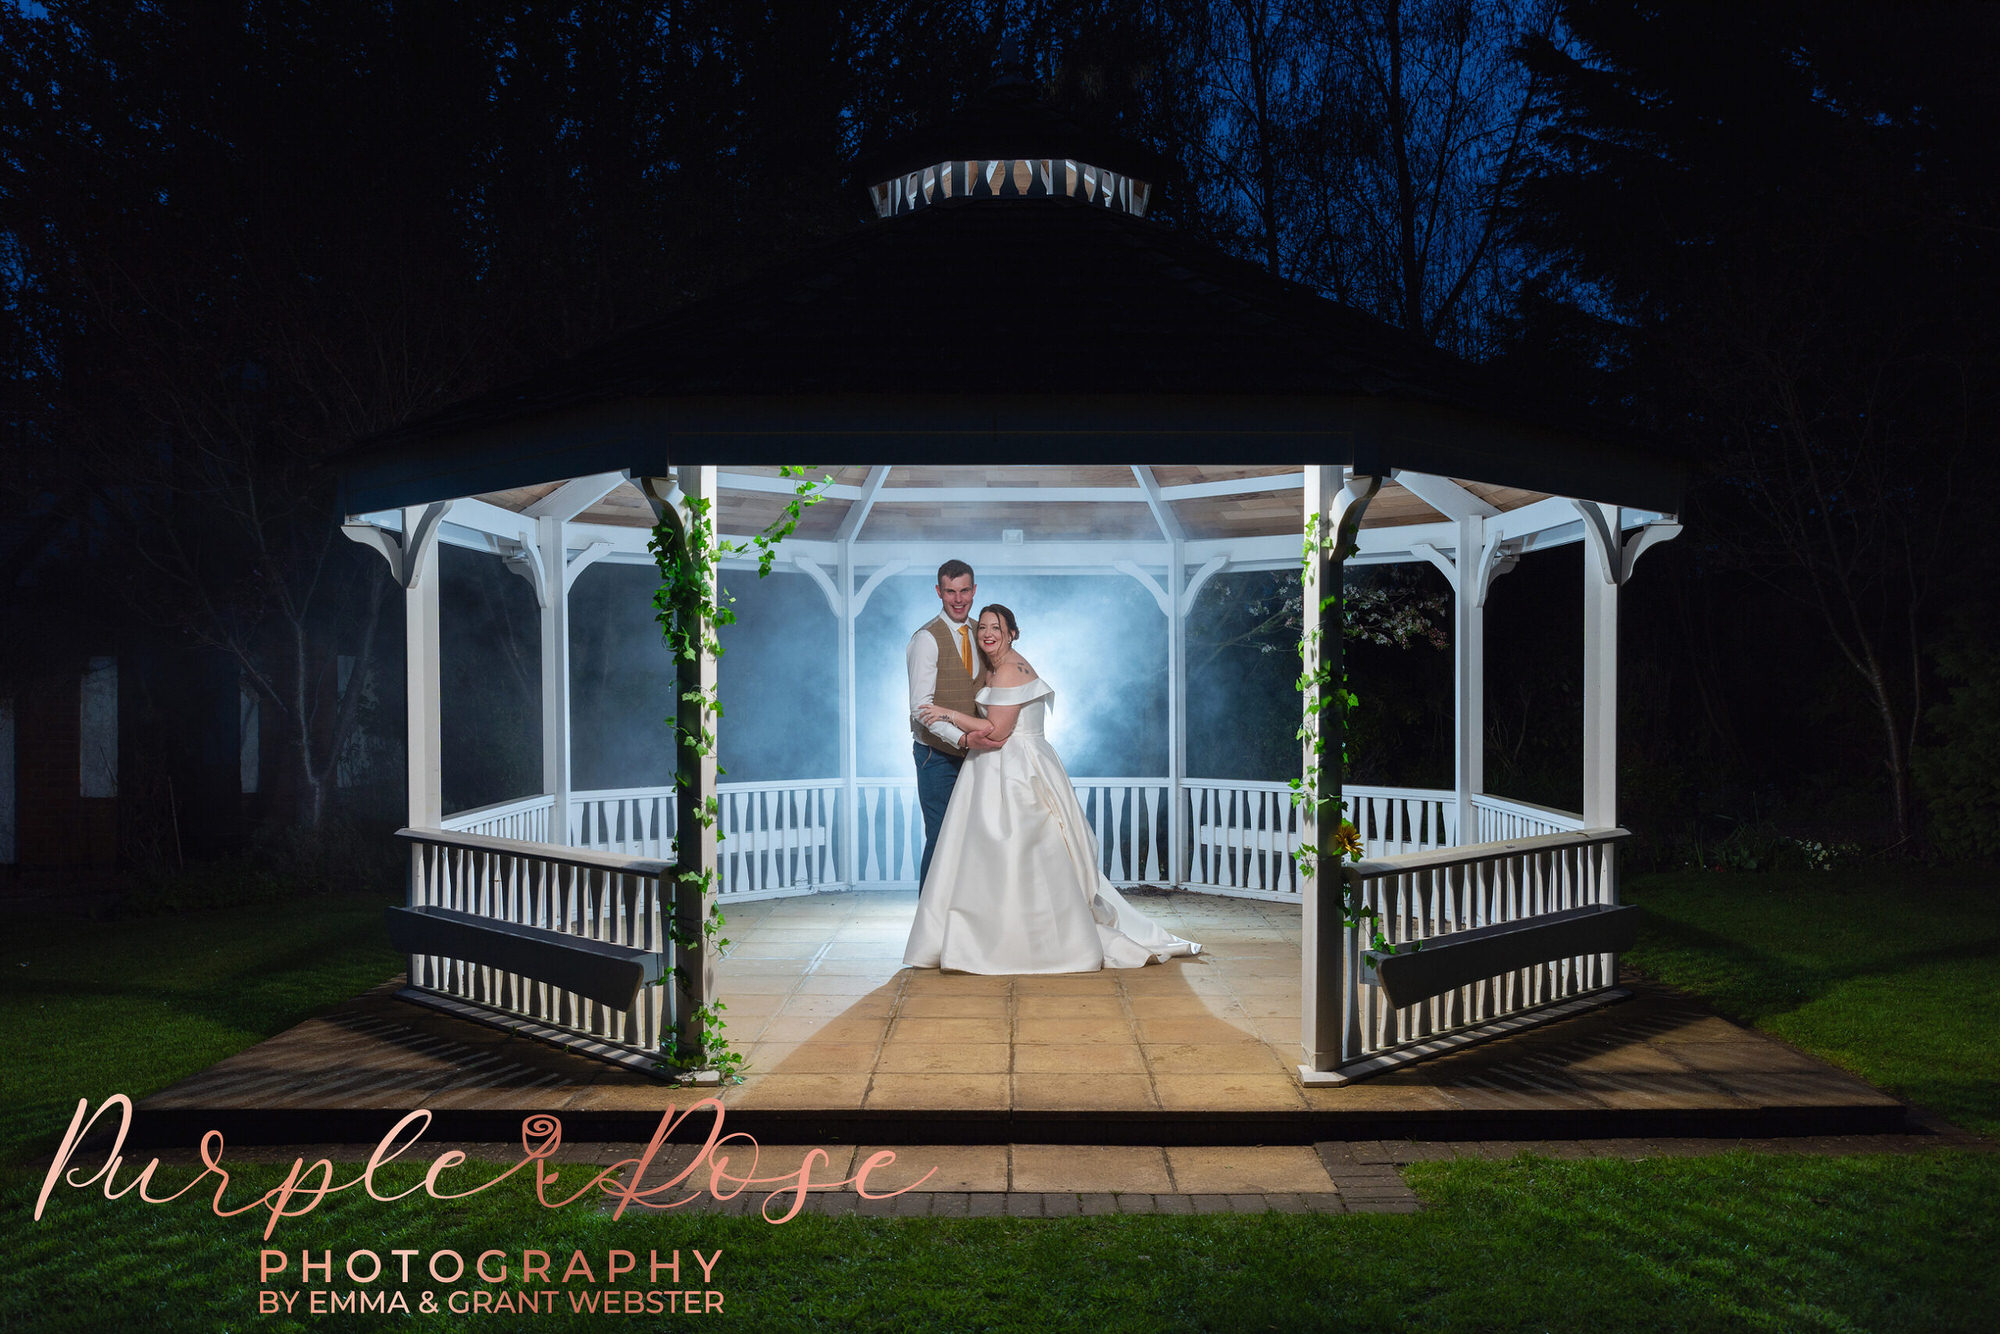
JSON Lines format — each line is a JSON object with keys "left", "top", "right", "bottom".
{"left": 975, "top": 604, "right": 1019, "bottom": 672}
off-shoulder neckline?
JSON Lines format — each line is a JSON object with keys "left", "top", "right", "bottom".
{"left": 978, "top": 676, "right": 1049, "bottom": 695}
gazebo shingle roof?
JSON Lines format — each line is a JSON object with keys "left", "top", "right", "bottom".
{"left": 339, "top": 198, "right": 1680, "bottom": 516}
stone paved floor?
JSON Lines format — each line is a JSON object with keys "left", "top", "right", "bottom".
{"left": 138, "top": 889, "right": 1905, "bottom": 1140}
{"left": 600, "top": 889, "right": 1900, "bottom": 1122}
{"left": 706, "top": 888, "right": 1311, "bottom": 1114}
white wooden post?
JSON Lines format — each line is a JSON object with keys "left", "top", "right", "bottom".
{"left": 1453, "top": 515, "right": 1485, "bottom": 847}
{"left": 678, "top": 464, "right": 720, "bottom": 1054}
{"left": 834, "top": 467, "right": 887, "bottom": 890}
{"left": 345, "top": 502, "right": 456, "bottom": 831}
{"left": 1396, "top": 470, "right": 1508, "bottom": 850}
{"left": 1131, "top": 466, "right": 1188, "bottom": 888}
{"left": 406, "top": 527, "right": 443, "bottom": 829}
{"left": 1580, "top": 502, "right": 1620, "bottom": 828}
{"left": 837, "top": 545, "right": 859, "bottom": 888}
{"left": 1165, "top": 538, "right": 1186, "bottom": 886}
{"left": 343, "top": 500, "right": 450, "bottom": 990}
{"left": 1300, "top": 467, "right": 1378, "bottom": 1082}
{"left": 1178, "top": 552, "right": 1228, "bottom": 882}
{"left": 537, "top": 515, "right": 574, "bottom": 845}
{"left": 640, "top": 468, "right": 720, "bottom": 1061}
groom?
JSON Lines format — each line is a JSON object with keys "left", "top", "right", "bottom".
{"left": 907, "top": 559, "right": 998, "bottom": 889}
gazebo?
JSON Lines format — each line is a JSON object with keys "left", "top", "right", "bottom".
{"left": 336, "top": 76, "right": 1680, "bottom": 1087}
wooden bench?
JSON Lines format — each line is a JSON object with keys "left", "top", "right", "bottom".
{"left": 385, "top": 904, "right": 668, "bottom": 1010}
{"left": 1362, "top": 902, "right": 1640, "bottom": 1010}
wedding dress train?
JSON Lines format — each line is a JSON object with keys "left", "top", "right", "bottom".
{"left": 902, "top": 678, "right": 1202, "bottom": 974}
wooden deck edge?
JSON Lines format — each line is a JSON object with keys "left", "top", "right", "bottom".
{"left": 1301, "top": 988, "right": 1634, "bottom": 1087}
{"left": 121, "top": 1098, "right": 1912, "bottom": 1151}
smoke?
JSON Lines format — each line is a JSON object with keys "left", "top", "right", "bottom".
{"left": 458, "top": 555, "right": 1453, "bottom": 802}
{"left": 713, "top": 571, "right": 839, "bottom": 781}
{"left": 853, "top": 572, "right": 1167, "bottom": 778}
{"left": 566, "top": 562, "right": 674, "bottom": 791}
{"left": 564, "top": 563, "right": 1174, "bottom": 789}
{"left": 439, "top": 544, "right": 541, "bottom": 813}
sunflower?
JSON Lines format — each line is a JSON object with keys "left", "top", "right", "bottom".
{"left": 1333, "top": 820, "right": 1363, "bottom": 859}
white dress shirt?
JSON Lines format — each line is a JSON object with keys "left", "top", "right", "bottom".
{"left": 908, "top": 613, "right": 981, "bottom": 749}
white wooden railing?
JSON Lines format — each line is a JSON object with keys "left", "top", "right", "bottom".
{"left": 1329, "top": 828, "right": 1627, "bottom": 1077}
{"left": 1468, "top": 793, "right": 1586, "bottom": 842}
{"left": 1079, "top": 780, "right": 1172, "bottom": 885}
{"left": 849, "top": 778, "right": 1170, "bottom": 888}
{"left": 1184, "top": 780, "right": 1296, "bottom": 895}
{"left": 400, "top": 827, "right": 679, "bottom": 1065}
{"left": 439, "top": 793, "right": 556, "bottom": 843}
{"left": 717, "top": 780, "right": 840, "bottom": 895}
{"left": 568, "top": 787, "right": 673, "bottom": 857}
{"left": 507, "top": 778, "right": 1181, "bottom": 893}
{"left": 852, "top": 780, "right": 922, "bottom": 885}
{"left": 1183, "top": 782, "right": 1463, "bottom": 898}
{"left": 442, "top": 780, "right": 1584, "bottom": 902}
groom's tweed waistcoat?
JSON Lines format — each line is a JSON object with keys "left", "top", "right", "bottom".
{"left": 913, "top": 619, "right": 981, "bottom": 758}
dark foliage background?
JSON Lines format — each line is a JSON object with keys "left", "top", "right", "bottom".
{"left": 3, "top": 0, "right": 1996, "bottom": 883}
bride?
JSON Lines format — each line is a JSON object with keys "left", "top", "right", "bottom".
{"left": 902, "top": 604, "right": 1202, "bottom": 974}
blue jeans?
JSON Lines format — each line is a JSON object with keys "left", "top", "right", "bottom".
{"left": 913, "top": 740, "right": 964, "bottom": 891}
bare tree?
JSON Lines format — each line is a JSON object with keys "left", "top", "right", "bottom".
{"left": 1180, "top": 0, "right": 1315, "bottom": 273}
{"left": 1288, "top": 0, "right": 1557, "bottom": 355}
{"left": 1692, "top": 300, "right": 1966, "bottom": 847}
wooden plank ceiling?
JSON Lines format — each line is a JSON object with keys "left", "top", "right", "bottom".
{"left": 472, "top": 465, "right": 1550, "bottom": 539}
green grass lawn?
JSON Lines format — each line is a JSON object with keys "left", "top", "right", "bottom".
{"left": 1621, "top": 865, "right": 2000, "bottom": 1135}
{"left": 0, "top": 892, "right": 401, "bottom": 1167}
{"left": 1, "top": 868, "right": 1995, "bottom": 1331}
{"left": 5, "top": 1150, "right": 1995, "bottom": 1332}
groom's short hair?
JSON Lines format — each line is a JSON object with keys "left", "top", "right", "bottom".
{"left": 937, "top": 559, "right": 974, "bottom": 583}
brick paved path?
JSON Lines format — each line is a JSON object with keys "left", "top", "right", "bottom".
{"left": 181, "top": 1116, "right": 1988, "bottom": 1217}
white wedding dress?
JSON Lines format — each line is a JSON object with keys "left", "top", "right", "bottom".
{"left": 903, "top": 678, "right": 1202, "bottom": 974}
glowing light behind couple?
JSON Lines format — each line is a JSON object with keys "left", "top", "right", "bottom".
{"left": 717, "top": 571, "right": 1172, "bottom": 785}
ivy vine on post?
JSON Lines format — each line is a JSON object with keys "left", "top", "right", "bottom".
{"left": 648, "top": 466, "right": 833, "bottom": 1081}
{"left": 1289, "top": 508, "right": 1413, "bottom": 957}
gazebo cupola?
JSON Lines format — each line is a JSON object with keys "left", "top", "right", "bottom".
{"left": 853, "top": 55, "right": 1163, "bottom": 220}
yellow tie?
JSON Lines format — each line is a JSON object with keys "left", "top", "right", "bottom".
{"left": 958, "top": 624, "right": 974, "bottom": 675}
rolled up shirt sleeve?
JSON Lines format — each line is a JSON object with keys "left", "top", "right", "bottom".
{"left": 907, "top": 624, "right": 967, "bottom": 747}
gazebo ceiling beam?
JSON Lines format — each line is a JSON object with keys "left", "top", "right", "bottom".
{"left": 456, "top": 496, "right": 536, "bottom": 539}
{"left": 523, "top": 471, "right": 628, "bottom": 522}
{"left": 835, "top": 466, "right": 892, "bottom": 542}
{"left": 841, "top": 485, "right": 1154, "bottom": 504}
{"left": 1160, "top": 474, "right": 1304, "bottom": 501}
{"left": 348, "top": 485, "right": 1670, "bottom": 578}
{"left": 720, "top": 466, "right": 1311, "bottom": 507}
{"left": 1389, "top": 470, "right": 1499, "bottom": 523}
{"left": 722, "top": 473, "right": 870, "bottom": 500}
{"left": 827, "top": 540, "right": 1179, "bottom": 571}
{"left": 1130, "top": 464, "right": 1185, "bottom": 543}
